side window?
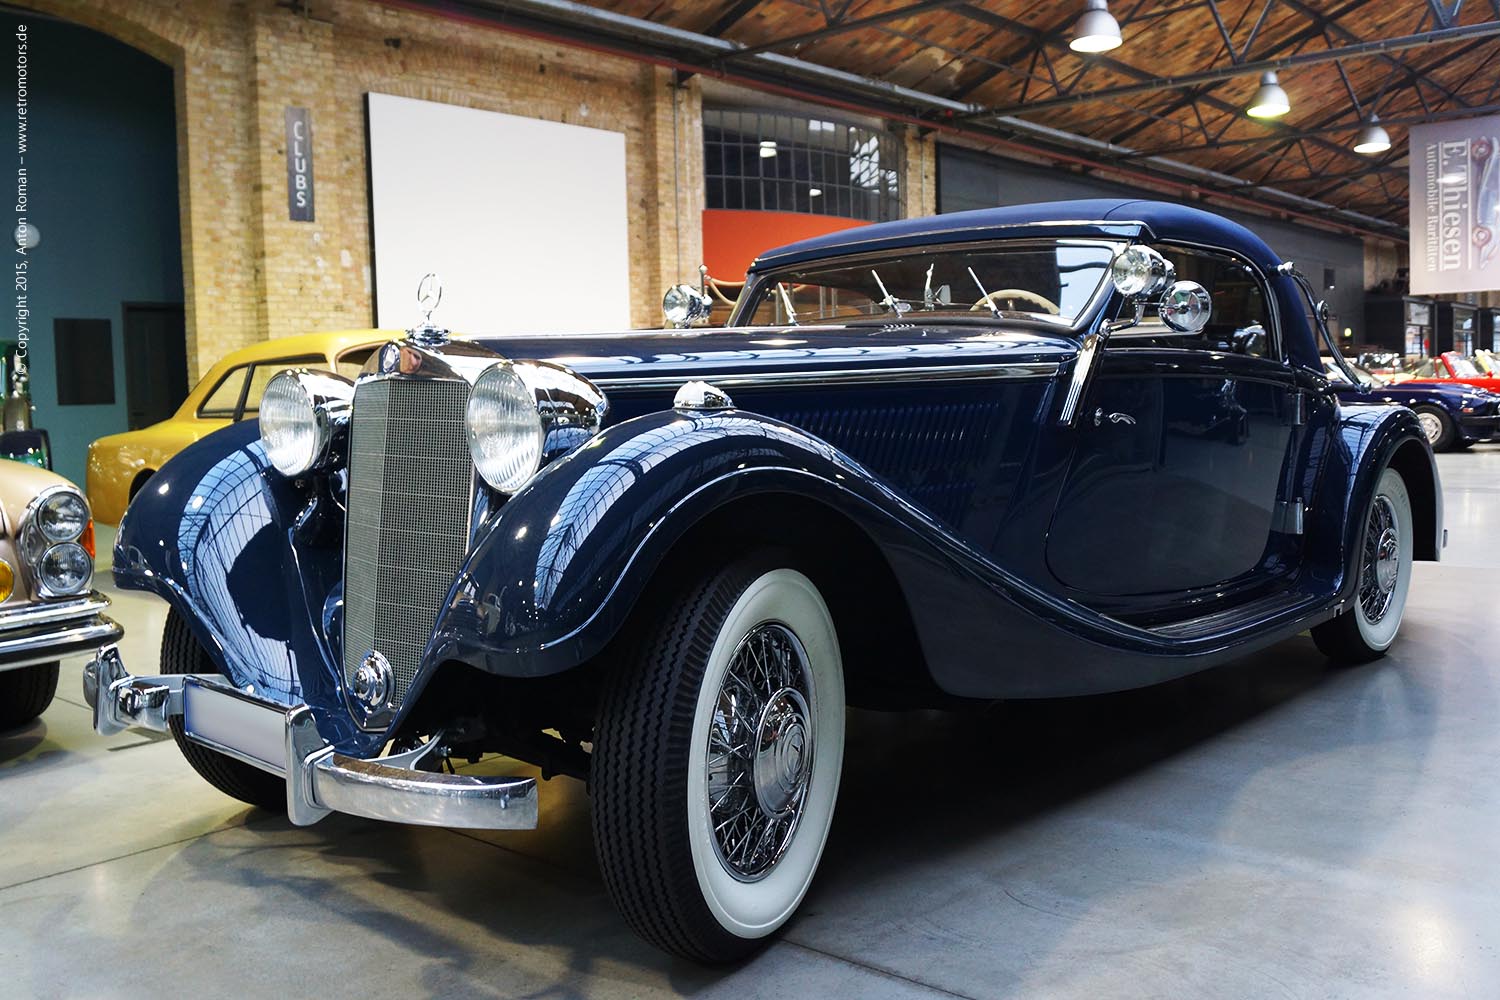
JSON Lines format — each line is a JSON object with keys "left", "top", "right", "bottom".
{"left": 241, "top": 355, "right": 325, "bottom": 417}
{"left": 197, "top": 367, "right": 250, "bottom": 418}
{"left": 1115, "top": 246, "right": 1274, "bottom": 358}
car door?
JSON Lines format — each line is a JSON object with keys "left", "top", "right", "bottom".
{"left": 1044, "top": 245, "right": 1304, "bottom": 608}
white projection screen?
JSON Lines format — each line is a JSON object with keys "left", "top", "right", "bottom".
{"left": 367, "top": 93, "right": 630, "bottom": 334}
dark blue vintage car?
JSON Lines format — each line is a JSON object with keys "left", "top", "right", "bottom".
{"left": 84, "top": 200, "right": 1441, "bottom": 962}
{"left": 1322, "top": 356, "right": 1500, "bottom": 450}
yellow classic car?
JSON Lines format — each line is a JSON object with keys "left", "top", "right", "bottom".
{"left": 0, "top": 460, "right": 121, "bottom": 729}
{"left": 87, "top": 330, "right": 393, "bottom": 524}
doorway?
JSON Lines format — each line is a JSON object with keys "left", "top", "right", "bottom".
{"left": 123, "top": 302, "right": 188, "bottom": 430}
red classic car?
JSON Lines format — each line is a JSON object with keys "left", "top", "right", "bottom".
{"left": 1404, "top": 351, "right": 1500, "bottom": 394}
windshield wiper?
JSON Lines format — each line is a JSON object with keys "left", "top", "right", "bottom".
{"left": 870, "top": 269, "right": 907, "bottom": 316}
{"left": 776, "top": 282, "right": 800, "bottom": 326}
{"left": 967, "top": 266, "right": 1001, "bottom": 318}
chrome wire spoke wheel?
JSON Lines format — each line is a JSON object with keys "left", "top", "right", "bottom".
{"left": 705, "top": 623, "right": 815, "bottom": 882}
{"left": 1358, "top": 495, "right": 1400, "bottom": 624}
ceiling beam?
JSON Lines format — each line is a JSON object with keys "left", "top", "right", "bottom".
{"left": 719, "top": 0, "right": 969, "bottom": 60}
{"left": 390, "top": 0, "right": 1409, "bottom": 238}
{"left": 1101, "top": 0, "right": 1376, "bottom": 146}
{"left": 1113, "top": 101, "right": 1500, "bottom": 158}
{"left": 703, "top": 0, "right": 764, "bottom": 38}
{"left": 970, "top": 18, "right": 1500, "bottom": 120}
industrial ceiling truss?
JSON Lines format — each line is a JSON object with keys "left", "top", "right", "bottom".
{"left": 404, "top": 0, "right": 1500, "bottom": 239}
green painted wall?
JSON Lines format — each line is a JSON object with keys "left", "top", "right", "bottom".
{"left": 6, "top": 14, "right": 182, "bottom": 484}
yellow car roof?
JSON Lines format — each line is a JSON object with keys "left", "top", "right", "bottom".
{"left": 209, "top": 329, "right": 404, "bottom": 366}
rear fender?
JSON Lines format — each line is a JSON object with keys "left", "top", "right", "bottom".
{"left": 1303, "top": 403, "right": 1441, "bottom": 605}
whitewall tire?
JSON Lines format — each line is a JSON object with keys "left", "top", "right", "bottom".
{"left": 592, "top": 559, "right": 845, "bottom": 962}
{"left": 1312, "top": 467, "right": 1414, "bottom": 662}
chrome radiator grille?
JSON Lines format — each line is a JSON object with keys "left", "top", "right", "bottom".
{"left": 343, "top": 377, "right": 474, "bottom": 710}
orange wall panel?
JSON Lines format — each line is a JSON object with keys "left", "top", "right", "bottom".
{"left": 703, "top": 209, "right": 868, "bottom": 280}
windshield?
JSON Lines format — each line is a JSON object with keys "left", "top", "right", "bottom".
{"left": 740, "top": 240, "right": 1118, "bottom": 328}
{"left": 1322, "top": 357, "right": 1371, "bottom": 385}
{"left": 1448, "top": 354, "right": 1482, "bottom": 377}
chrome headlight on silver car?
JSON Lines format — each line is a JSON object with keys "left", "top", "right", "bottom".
{"left": 36, "top": 491, "right": 89, "bottom": 543}
{"left": 467, "top": 361, "right": 607, "bottom": 494}
{"left": 23, "top": 487, "right": 94, "bottom": 597}
{"left": 260, "top": 370, "right": 355, "bottom": 477}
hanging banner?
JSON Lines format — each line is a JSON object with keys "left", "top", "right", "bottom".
{"left": 1408, "top": 115, "right": 1499, "bottom": 294}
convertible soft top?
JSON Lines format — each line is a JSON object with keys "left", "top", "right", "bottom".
{"left": 750, "top": 198, "right": 1284, "bottom": 273}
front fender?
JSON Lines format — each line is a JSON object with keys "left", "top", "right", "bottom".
{"left": 111, "top": 420, "right": 371, "bottom": 752}
{"left": 430, "top": 409, "right": 892, "bottom": 678}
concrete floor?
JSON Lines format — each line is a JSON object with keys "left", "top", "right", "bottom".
{"left": 3, "top": 449, "right": 1500, "bottom": 999}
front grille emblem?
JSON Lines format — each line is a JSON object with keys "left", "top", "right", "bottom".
{"left": 351, "top": 650, "right": 394, "bottom": 711}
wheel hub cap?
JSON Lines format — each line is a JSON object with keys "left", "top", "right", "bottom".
{"left": 705, "top": 623, "right": 815, "bottom": 882}
{"left": 1359, "top": 495, "right": 1400, "bottom": 623}
{"left": 753, "top": 688, "right": 811, "bottom": 817}
{"left": 1418, "top": 412, "right": 1442, "bottom": 444}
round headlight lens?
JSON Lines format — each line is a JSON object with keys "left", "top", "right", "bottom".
{"left": 0, "top": 558, "right": 13, "bottom": 602}
{"left": 663, "top": 284, "right": 711, "bottom": 327}
{"left": 1110, "top": 247, "right": 1151, "bottom": 296}
{"left": 37, "top": 491, "right": 88, "bottom": 542}
{"left": 260, "top": 373, "right": 321, "bottom": 476}
{"left": 467, "top": 364, "right": 544, "bottom": 494}
{"left": 39, "top": 542, "right": 91, "bottom": 595}
{"left": 663, "top": 285, "right": 694, "bottom": 325}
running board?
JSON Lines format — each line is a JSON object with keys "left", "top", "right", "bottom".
{"left": 1147, "top": 591, "right": 1324, "bottom": 641}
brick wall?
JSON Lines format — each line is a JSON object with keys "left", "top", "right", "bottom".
{"left": 18, "top": 0, "right": 710, "bottom": 376}
{"left": 20, "top": 0, "right": 954, "bottom": 378}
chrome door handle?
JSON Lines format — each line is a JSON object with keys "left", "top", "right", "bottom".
{"left": 1093, "top": 408, "right": 1136, "bottom": 427}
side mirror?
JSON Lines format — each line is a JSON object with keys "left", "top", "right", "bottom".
{"left": 1160, "top": 281, "right": 1212, "bottom": 334}
{"left": 662, "top": 283, "right": 712, "bottom": 328}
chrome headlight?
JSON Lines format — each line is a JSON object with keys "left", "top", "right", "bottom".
{"left": 467, "top": 364, "right": 546, "bottom": 494}
{"left": 259, "top": 370, "right": 354, "bottom": 477}
{"left": 663, "top": 284, "right": 713, "bottom": 328}
{"left": 20, "top": 488, "right": 95, "bottom": 597}
{"left": 1110, "top": 245, "right": 1175, "bottom": 298}
{"left": 467, "top": 361, "right": 607, "bottom": 494}
{"left": 36, "top": 491, "right": 88, "bottom": 543}
{"left": 39, "top": 542, "right": 90, "bottom": 595}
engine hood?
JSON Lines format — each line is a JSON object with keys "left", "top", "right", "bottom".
{"left": 472, "top": 324, "right": 1078, "bottom": 388}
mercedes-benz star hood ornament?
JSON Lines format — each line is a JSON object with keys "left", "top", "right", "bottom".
{"left": 408, "top": 272, "right": 449, "bottom": 345}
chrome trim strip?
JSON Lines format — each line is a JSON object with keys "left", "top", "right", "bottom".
{"left": 0, "top": 591, "right": 111, "bottom": 630}
{"left": 593, "top": 361, "right": 1062, "bottom": 393}
{"left": 1059, "top": 331, "right": 1106, "bottom": 427}
{"left": 749, "top": 219, "right": 1149, "bottom": 268}
{"left": 0, "top": 612, "right": 122, "bottom": 671}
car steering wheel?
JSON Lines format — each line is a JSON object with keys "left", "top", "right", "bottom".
{"left": 970, "top": 288, "right": 1061, "bottom": 315}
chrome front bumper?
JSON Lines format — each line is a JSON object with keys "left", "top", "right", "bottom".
{"left": 0, "top": 592, "right": 122, "bottom": 672}
{"left": 81, "top": 646, "right": 538, "bottom": 830}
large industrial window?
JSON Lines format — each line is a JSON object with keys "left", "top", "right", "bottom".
{"left": 704, "top": 109, "right": 901, "bottom": 221}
